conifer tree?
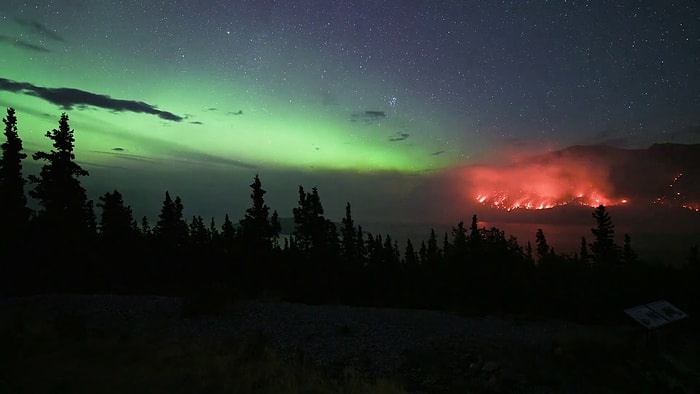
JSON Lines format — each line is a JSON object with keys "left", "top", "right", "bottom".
{"left": 221, "top": 214, "right": 236, "bottom": 241}
{"left": 209, "top": 217, "right": 220, "bottom": 240}
{"left": 29, "top": 113, "right": 95, "bottom": 242}
{"left": 218, "top": 213, "right": 236, "bottom": 255}
{"left": 442, "top": 232, "right": 450, "bottom": 255}
{"left": 140, "top": 216, "right": 151, "bottom": 238}
{"left": 419, "top": 241, "right": 428, "bottom": 265}
{"left": 239, "top": 174, "right": 278, "bottom": 252}
{"left": 97, "top": 190, "right": 135, "bottom": 242}
{"left": 405, "top": 239, "right": 418, "bottom": 266}
{"left": 153, "top": 191, "right": 188, "bottom": 248}
{"left": 468, "top": 214, "right": 482, "bottom": 257}
{"left": 189, "top": 215, "right": 210, "bottom": 248}
{"left": 450, "top": 221, "right": 468, "bottom": 258}
{"left": 535, "top": 228, "right": 549, "bottom": 264}
{"left": 0, "top": 108, "right": 30, "bottom": 236}
{"left": 293, "top": 186, "right": 335, "bottom": 260}
{"left": 622, "top": 233, "right": 637, "bottom": 265}
{"left": 341, "top": 202, "right": 357, "bottom": 262}
{"left": 590, "top": 205, "right": 619, "bottom": 265}
{"left": 356, "top": 225, "right": 367, "bottom": 265}
{"left": 426, "top": 228, "right": 441, "bottom": 265}
{"left": 525, "top": 241, "right": 534, "bottom": 265}
{"left": 580, "top": 236, "right": 590, "bottom": 263}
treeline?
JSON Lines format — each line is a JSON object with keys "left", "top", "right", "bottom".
{"left": 1, "top": 108, "right": 699, "bottom": 322}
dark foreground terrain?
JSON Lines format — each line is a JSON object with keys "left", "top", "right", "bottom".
{"left": 1, "top": 295, "right": 698, "bottom": 393}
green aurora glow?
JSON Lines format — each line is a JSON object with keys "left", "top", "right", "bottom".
{"left": 0, "top": 32, "right": 457, "bottom": 174}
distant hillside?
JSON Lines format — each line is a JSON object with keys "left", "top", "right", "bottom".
{"left": 527, "top": 143, "right": 700, "bottom": 210}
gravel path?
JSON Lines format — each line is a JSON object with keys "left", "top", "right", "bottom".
{"left": 0, "top": 294, "right": 615, "bottom": 392}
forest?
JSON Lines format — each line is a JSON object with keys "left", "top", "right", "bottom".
{"left": 1, "top": 107, "right": 699, "bottom": 323}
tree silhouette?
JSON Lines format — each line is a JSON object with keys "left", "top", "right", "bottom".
{"left": 621, "top": 233, "right": 637, "bottom": 265}
{"left": 579, "top": 236, "right": 590, "bottom": 264}
{"left": 153, "top": 191, "right": 188, "bottom": 248}
{"left": 0, "top": 108, "right": 30, "bottom": 237}
{"left": 449, "top": 221, "right": 468, "bottom": 260}
{"left": 28, "top": 113, "right": 95, "bottom": 244}
{"left": 525, "top": 241, "right": 533, "bottom": 265}
{"left": 466, "top": 214, "right": 484, "bottom": 262}
{"left": 97, "top": 190, "right": 136, "bottom": 242}
{"left": 404, "top": 239, "right": 418, "bottom": 266}
{"left": 356, "top": 225, "right": 367, "bottom": 265}
{"left": 590, "top": 205, "right": 619, "bottom": 265}
{"left": 426, "top": 228, "right": 441, "bottom": 265}
{"left": 140, "top": 216, "right": 152, "bottom": 239}
{"left": 535, "top": 228, "right": 549, "bottom": 264}
{"left": 189, "top": 215, "right": 210, "bottom": 249}
{"left": 341, "top": 202, "right": 357, "bottom": 263}
{"left": 293, "top": 186, "right": 335, "bottom": 259}
{"left": 239, "top": 174, "right": 278, "bottom": 253}
{"left": 419, "top": 241, "right": 427, "bottom": 265}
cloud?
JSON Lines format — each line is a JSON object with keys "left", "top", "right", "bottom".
{"left": 0, "top": 77, "right": 184, "bottom": 121}
{"left": 350, "top": 110, "right": 386, "bottom": 124}
{"left": 13, "top": 40, "right": 51, "bottom": 52}
{"left": 0, "top": 35, "right": 50, "bottom": 52}
{"left": 387, "top": 132, "right": 409, "bottom": 142}
{"left": 14, "top": 18, "right": 66, "bottom": 42}
{"left": 190, "top": 121, "right": 204, "bottom": 125}
{"left": 112, "top": 147, "right": 125, "bottom": 151}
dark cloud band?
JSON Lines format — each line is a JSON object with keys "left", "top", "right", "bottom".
{"left": 0, "top": 77, "right": 183, "bottom": 122}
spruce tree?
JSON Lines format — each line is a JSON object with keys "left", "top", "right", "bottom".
{"left": 622, "top": 233, "right": 637, "bottom": 265}
{"left": 426, "top": 228, "right": 441, "bottom": 265}
{"left": 468, "top": 214, "right": 482, "bottom": 257}
{"left": 525, "top": 241, "right": 534, "bottom": 265}
{"left": 535, "top": 228, "right": 549, "bottom": 264}
{"left": 153, "top": 191, "right": 188, "bottom": 248}
{"left": 189, "top": 215, "right": 210, "bottom": 248}
{"left": 140, "top": 216, "right": 152, "bottom": 239}
{"left": 590, "top": 205, "right": 619, "bottom": 265}
{"left": 341, "top": 202, "right": 357, "bottom": 262}
{"left": 404, "top": 239, "right": 418, "bottom": 266}
{"left": 97, "top": 190, "right": 135, "bottom": 242}
{"left": 450, "top": 221, "right": 468, "bottom": 258}
{"left": 28, "top": 113, "right": 95, "bottom": 244}
{"left": 293, "top": 186, "right": 335, "bottom": 260}
{"left": 579, "top": 236, "right": 590, "bottom": 263}
{"left": 356, "top": 225, "right": 367, "bottom": 265}
{"left": 239, "top": 174, "right": 278, "bottom": 252}
{"left": 419, "top": 241, "right": 428, "bottom": 265}
{"left": 0, "top": 107, "right": 30, "bottom": 236}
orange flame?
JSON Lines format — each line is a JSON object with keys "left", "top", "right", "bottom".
{"left": 461, "top": 158, "right": 627, "bottom": 211}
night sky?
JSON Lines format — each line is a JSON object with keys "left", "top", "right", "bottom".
{"left": 1, "top": 1, "right": 699, "bottom": 231}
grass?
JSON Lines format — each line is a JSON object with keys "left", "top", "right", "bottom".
{"left": 2, "top": 296, "right": 698, "bottom": 394}
{"left": 0, "top": 308, "right": 405, "bottom": 394}
{"left": 497, "top": 323, "right": 700, "bottom": 394}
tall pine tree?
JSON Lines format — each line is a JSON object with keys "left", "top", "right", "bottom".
{"left": 0, "top": 108, "right": 30, "bottom": 236}
{"left": 239, "top": 174, "right": 279, "bottom": 253}
{"left": 153, "top": 191, "right": 189, "bottom": 248}
{"left": 590, "top": 205, "right": 619, "bottom": 266}
{"left": 97, "top": 190, "right": 136, "bottom": 242}
{"left": 341, "top": 202, "right": 357, "bottom": 263}
{"left": 29, "top": 113, "right": 95, "bottom": 244}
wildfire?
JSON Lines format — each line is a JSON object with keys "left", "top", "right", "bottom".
{"left": 654, "top": 173, "right": 699, "bottom": 212}
{"left": 462, "top": 158, "right": 627, "bottom": 211}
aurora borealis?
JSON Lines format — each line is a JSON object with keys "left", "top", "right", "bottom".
{"left": 1, "top": 1, "right": 699, "bottom": 228}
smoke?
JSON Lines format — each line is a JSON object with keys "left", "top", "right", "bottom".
{"left": 458, "top": 153, "right": 625, "bottom": 211}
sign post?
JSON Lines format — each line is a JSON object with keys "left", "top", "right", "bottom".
{"left": 624, "top": 300, "right": 688, "bottom": 350}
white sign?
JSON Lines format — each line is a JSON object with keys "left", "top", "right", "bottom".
{"left": 646, "top": 300, "right": 688, "bottom": 322}
{"left": 624, "top": 300, "right": 688, "bottom": 329}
